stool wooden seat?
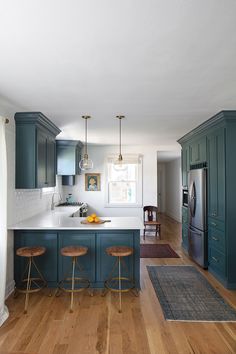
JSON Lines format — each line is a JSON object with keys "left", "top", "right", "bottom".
{"left": 57, "top": 245, "right": 90, "bottom": 312}
{"left": 61, "top": 246, "right": 88, "bottom": 257}
{"left": 16, "top": 246, "right": 46, "bottom": 258}
{"left": 15, "top": 246, "right": 47, "bottom": 314}
{"left": 106, "top": 246, "right": 133, "bottom": 257}
{"left": 103, "top": 245, "right": 136, "bottom": 313}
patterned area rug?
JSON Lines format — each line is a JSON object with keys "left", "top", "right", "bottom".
{"left": 147, "top": 265, "right": 236, "bottom": 322}
{"left": 140, "top": 244, "right": 180, "bottom": 258}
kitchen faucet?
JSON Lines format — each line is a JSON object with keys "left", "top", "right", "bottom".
{"left": 51, "top": 192, "right": 62, "bottom": 210}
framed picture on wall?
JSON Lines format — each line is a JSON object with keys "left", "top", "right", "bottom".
{"left": 85, "top": 173, "right": 101, "bottom": 191}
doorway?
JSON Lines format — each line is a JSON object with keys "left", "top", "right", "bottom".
{"left": 157, "top": 151, "right": 182, "bottom": 222}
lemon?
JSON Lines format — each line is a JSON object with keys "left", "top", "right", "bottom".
{"left": 86, "top": 216, "right": 94, "bottom": 223}
{"left": 94, "top": 217, "right": 100, "bottom": 223}
{"left": 91, "top": 213, "right": 97, "bottom": 218}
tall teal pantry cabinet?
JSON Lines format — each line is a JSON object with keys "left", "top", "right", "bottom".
{"left": 178, "top": 111, "right": 236, "bottom": 289}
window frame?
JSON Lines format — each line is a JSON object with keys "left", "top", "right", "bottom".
{"left": 105, "top": 154, "right": 143, "bottom": 208}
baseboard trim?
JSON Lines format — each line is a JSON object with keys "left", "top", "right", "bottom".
{"left": 165, "top": 211, "right": 181, "bottom": 223}
{"left": 5, "top": 280, "right": 15, "bottom": 300}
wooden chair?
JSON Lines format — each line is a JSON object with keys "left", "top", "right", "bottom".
{"left": 143, "top": 206, "right": 161, "bottom": 240}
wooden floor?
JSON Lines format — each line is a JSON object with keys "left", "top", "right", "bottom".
{"left": 1, "top": 214, "right": 236, "bottom": 354}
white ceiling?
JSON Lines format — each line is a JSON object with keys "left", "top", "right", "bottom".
{"left": 1, "top": 0, "right": 236, "bottom": 148}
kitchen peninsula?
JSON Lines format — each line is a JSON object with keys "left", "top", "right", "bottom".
{"left": 9, "top": 208, "right": 142, "bottom": 289}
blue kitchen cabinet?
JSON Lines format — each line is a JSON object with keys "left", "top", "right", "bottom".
{"left": 207, "top": 128, "right": 225, "bottom": 222}
{"left": 15, "top": 112, "right": 61, "bottom": 189}
{"left": 181, "top": 207, "right": 188, "bottom": 250}
{"left": 189, "top": 136, "right": 207, "bottom": 166}
{"left": 14, "top": 229, "right": 140, "bottom": 289}
{"left": 14, "top": 231, "right": 58, "bottom": 287}
{"left": 56, "top": 140, "right": 83, "bottom": 175}
{"left": 58, "top": 232, "right": 96, "bottom": 282}
{"left": 178, "top": 110, "right": 236, "bottom": 289}
{"left": 96, "top": 231, "right": 140, "bottom": 288}
{"left": 181, "top": 144, "right": 189, "bottom": 188}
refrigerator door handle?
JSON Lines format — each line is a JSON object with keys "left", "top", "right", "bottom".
{"left": 189, "top": 227, "right": 201, "bottom": 236}
{"left": 189, "top": 182, "right": 196, "bottom": 217}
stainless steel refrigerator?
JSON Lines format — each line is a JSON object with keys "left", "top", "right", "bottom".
{"left": 188, "top": 168, "right": 208, "bottom": 268}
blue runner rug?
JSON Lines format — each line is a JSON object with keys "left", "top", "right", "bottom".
{"left": 147, "top": 265, "right": 236, "bottom": 321}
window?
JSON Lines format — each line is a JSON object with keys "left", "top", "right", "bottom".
{"left": 105, "top": 155, "right": 143, "bottom": 207}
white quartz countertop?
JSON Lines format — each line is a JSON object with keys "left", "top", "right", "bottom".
{"left": 9, "top": 207, "right": 144, "bottom": 230}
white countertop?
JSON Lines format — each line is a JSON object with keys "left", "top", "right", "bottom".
{"left": 9, "top": 207, "right": 144, "bottom": 230}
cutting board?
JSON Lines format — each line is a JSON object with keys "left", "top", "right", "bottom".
{"left": 81, "top": 219, "right": 111, "bottom": 225}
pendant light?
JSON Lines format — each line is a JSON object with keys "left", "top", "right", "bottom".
{"left": 79, "top": 115, "right": 93, "bottom": 171}
{"left": 114, "top": 115, "right": 127, "bottom": 171}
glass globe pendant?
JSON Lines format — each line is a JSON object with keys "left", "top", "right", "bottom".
{"left": 79, "top": 115, "right": 93, "bottom": 171}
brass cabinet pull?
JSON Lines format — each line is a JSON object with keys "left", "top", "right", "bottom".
{"left": 212, "top": 236, "right": 219, "bottom": 241}
{"left": 212, "top": 256, "right": 218, "bottom": 263}
{"left": 211, "top": 222, "right": 217, "bottom": 227}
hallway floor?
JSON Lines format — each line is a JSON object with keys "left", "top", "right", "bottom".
{"left": 0, "top": 214, "right": 236, "bottom": 354}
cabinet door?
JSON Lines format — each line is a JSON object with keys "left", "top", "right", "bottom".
{"left": 37, "top": 129, "right": 47, "bottom": 188}
{"left": 59, "top": 232, "right": 96, "bottom": 282}
{"left": 14, "top": 232, "right": 58, "bottom": 287}
{"left": 182, "top": 145, "right": 189, "bottom": 187}
{"left": 96, "top": 233, "right": 134, "bottom": 282}
{"left": 189, "top": 136, "right": 207, "bottom": 165}
{"left": 47, "top": 135, "right": 56, "bottom": 187}
{"left": 207, "top": 128, "right": 225, "bottom": 221}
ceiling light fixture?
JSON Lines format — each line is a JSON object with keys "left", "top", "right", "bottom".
{"left": 79, "top": 115, "right": 93, "bottom": 171}
{"left": 114, "top": 115, "right": 127, "bottom": 171}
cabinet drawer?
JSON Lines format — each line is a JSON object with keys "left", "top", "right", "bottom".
{"left": 208, "top": 246, "right": 226, "bottom": 277}
{"left": 208, "top": 217, "right": 225, "bottom": 232}
{"left": 208, "top": 227, "right": 225, "bottom": 253}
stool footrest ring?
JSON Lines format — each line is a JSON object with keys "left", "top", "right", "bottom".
{"left": 57, "top": 277, "right": 90, "bottom": 293}
{"left": 104, "top": 277, "right": 135, "bottom": 293}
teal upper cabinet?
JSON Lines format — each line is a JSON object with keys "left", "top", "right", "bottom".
{"left": 207, "top": 128, "right": 225, "bottom": 221}
{"left": 189, "top": 136, "right": 207, "bottom": 165}
{"left": 15, "top": 112, "right": 61, "bottom": 189}
{"left": 56, "top": 140, "right": 83, "bottom": 176}
{"left": 181, "top": 144, "right": 189, "bottom": 187}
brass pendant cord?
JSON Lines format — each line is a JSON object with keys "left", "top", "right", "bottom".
{"left": 85, "top": 117, "right": 88, "bottom": 156}
{"left": 119, "top": 117, "right": 122, "bottom": 157}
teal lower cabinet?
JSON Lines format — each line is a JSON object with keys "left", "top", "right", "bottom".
{"left": 14, "top": 230, "right": 140, "bottom": 289}
{"left": 182, "top": 225, "right": 188, "bottom": 250}
{"left": 14, "top": 231, "right": 58, "bottom": 287}
{"left": 208, "top": 245, "right": 226, "bottom": 280}
{"left": 181, "top": 207, "right": 188, "bottom": 251}
{"left": 58, "top": 232, "right": 96, "bottom": 282}
{"left": 96, "top": 231, "right": 140, "bottom": 288}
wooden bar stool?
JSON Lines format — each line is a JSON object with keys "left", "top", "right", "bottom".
{"left": 15, "top": 246, "right": 47, "bottom": 314}
{"left": 103, "top": 246, "right": 136, "bottom": 313}
{"left": 56, "top": 246, "right": 90, "bottom": 313}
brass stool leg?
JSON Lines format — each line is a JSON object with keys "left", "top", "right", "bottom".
{"left": 118, "top": 256, "right": 122, "bottom": 313}
{"left": 70, "top": 256, "right": 76, "bottom": 313}
{"left": 24, "top": 257, "right": 32, "bottom": 314}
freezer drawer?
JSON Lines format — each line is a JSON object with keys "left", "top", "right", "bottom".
{"left": 188, "top": 226, "right": 208, "bottom": 268}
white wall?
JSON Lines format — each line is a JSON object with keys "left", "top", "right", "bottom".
{"left": 157, "top": 162, "right": 166, "bottom": 212}
{"left": 62, "top": 145, "right": 158, "bottom": 219}
{"left": 165, "top": 158, "right": 182, "bottom": 222}
{"left": 1, "top": 96, "right": 60, "bottom": 297}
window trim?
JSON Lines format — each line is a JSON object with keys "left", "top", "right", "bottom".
{"left": 104, "top": 154, "right": 143, "bottom": 208}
